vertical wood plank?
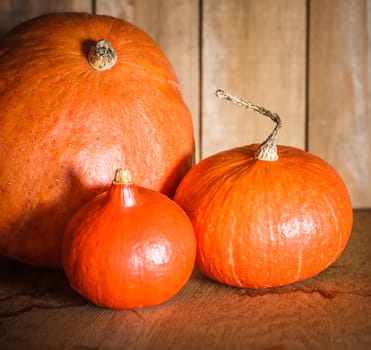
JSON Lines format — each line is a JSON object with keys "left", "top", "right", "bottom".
{"left": 0, "top": 0, "right": 93, "bottom": 35}
{"left": 96, "top": 0, "right": 201, "bottom": 160}
{"left": 309, "top": 0, "right": 371, "bottom": 208}
{"left": 202, "top": 0, "right": 307, "bottom": 158}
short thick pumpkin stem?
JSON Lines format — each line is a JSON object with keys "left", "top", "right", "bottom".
{"left": 88, "top": 39, "right": 117, "bottom": 71}
{"left": 216, "top": 89, "right": 282, "bottom": 161}
{"left": 112, "top": 169, "right": 136, "bottom": 207}
{"left": 113, "top": 169, "right": 133, "bottom": 185}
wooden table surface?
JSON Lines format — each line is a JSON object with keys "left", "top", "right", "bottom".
{"left": 1, "top": 210, "right": 370, "bottom": 350}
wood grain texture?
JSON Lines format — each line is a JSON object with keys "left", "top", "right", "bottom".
{"left": 201, "top": 0, "right": 306, "bottom": 158}
{"left": 309, "top": 0, "right": 371, "bottom": 208}
{"left": 0, "top": 210, "right": 370, "bottom": 350}
{"left": 96, "top": 0, "right": 201, "bottom": 160}
{"left": 0, "top": 0, "right": 92, "bottom": 34}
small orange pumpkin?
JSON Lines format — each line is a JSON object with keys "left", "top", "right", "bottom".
{"left": 174, "top": 90, "right": 353, "bottom": 288}
{"left": 0, "top": 13, "right": 194, "bottom": 267}
{"left": 62, "top": 169, "right": 196, "bottom": 310}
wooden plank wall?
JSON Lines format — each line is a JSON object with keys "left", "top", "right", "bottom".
{"left": 0, "top": 0, "right": 370, "bottom": 208}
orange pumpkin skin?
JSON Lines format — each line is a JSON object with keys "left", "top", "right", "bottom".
{"left": 0, "top": 13, "right": 194, "bottom": 267}
{"left": 62, "top": 170, "right": 196, "bottom": 310}
{"left": 174, "top": 144, "right": 353, "bottom": 288}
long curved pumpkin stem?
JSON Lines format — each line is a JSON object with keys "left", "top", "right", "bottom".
{"left": 215, "top": 89, "right": 282, "bottom": 161}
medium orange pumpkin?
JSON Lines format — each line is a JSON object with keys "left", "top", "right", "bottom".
{"left": 174, "top": 90, "right": 353, "bottom": 289}
{"left": 62, "top": 169, "right": 196, "bottom": 310}
{"left": 0, "top": 13, "right": 194, "bottom": 267}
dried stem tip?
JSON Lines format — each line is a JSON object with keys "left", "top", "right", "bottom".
{"left": 88, "top": 39, "right": 117, "bottom": 71}
{"left": 113, "top": 169, "right": 133, "bottom": 185}
{"left": 216, "top": 89, "right": 282, "bottom": 161}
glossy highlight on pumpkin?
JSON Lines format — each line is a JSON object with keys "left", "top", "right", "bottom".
{"left": 0, "top": 13, "right": 194, "bottom": 267}
{"left": 62, "top": 169, "right": 196, "bottom": 310}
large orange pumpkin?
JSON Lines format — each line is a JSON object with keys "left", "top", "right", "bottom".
{"left": 174, "top": 90, "right": 353, "bottom": 288}
{"left": 0, "top": 13, "right": 194, "bottom": 267}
